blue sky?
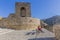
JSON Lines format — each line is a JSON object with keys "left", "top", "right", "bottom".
{"left": 0, "top": 0, "right": 60, "bottom": 19}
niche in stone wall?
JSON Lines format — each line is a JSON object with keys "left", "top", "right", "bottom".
{"left": 20, "top": 7, "right": 26, "bottom": 17}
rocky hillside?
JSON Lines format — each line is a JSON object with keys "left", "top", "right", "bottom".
{"left": 42, "top": 15, "right": 60, "bottom": 32}
{"left": 43, "top": 15, "right": 60, "bottom": 26}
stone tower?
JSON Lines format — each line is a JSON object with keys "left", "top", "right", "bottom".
{"left": 0, "top": 2, "right": 41, "bottom": 30}
{"left": 15, "top": 2, "right": 31, "bottom": 17}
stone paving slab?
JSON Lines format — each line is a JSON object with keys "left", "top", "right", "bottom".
{"left": 0, "top": 28, "right": 55, "bottom": 40}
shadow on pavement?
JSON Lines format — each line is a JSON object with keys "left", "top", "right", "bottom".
{"left": 28, "top": 37, "right": 56, "bottom": 40}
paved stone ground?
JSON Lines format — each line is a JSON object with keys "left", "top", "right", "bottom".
{"left": 0, "top": 28, "right": 55, "bottom": 40}
{"left": 28, "top": 37, "right": 55, "bottom": 40}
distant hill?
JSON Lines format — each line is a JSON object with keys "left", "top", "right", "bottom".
{"left": 43, "top": 15, "right": 60, "bottom": 26}
{"left": 42, "top": 15, "right": 60, "bottom": 32}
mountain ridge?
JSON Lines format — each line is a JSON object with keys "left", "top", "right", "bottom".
{"left": 43, "top": 15, "right": 60, "bottom": 26}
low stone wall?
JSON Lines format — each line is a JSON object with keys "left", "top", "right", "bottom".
{"left": 0, "top": 17, "right": 40, "bottom": 30}
{"left": 53, "top": 25, "right": 60, "bottom": 40}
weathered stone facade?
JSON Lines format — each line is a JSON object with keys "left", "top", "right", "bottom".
{"left": 0, "top": 2, "right": 41, "bottom": 30}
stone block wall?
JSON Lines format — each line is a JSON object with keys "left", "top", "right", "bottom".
{"left": 0, "top": 17, "right": 40, "bottom": 30}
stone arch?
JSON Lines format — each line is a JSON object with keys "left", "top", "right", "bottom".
{"left": 20, "top": 7, "right": 26, "bottom": 17}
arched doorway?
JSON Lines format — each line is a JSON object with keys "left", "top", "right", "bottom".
{"left": 20, "top": 7, "right": 26, "bottom": 17}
